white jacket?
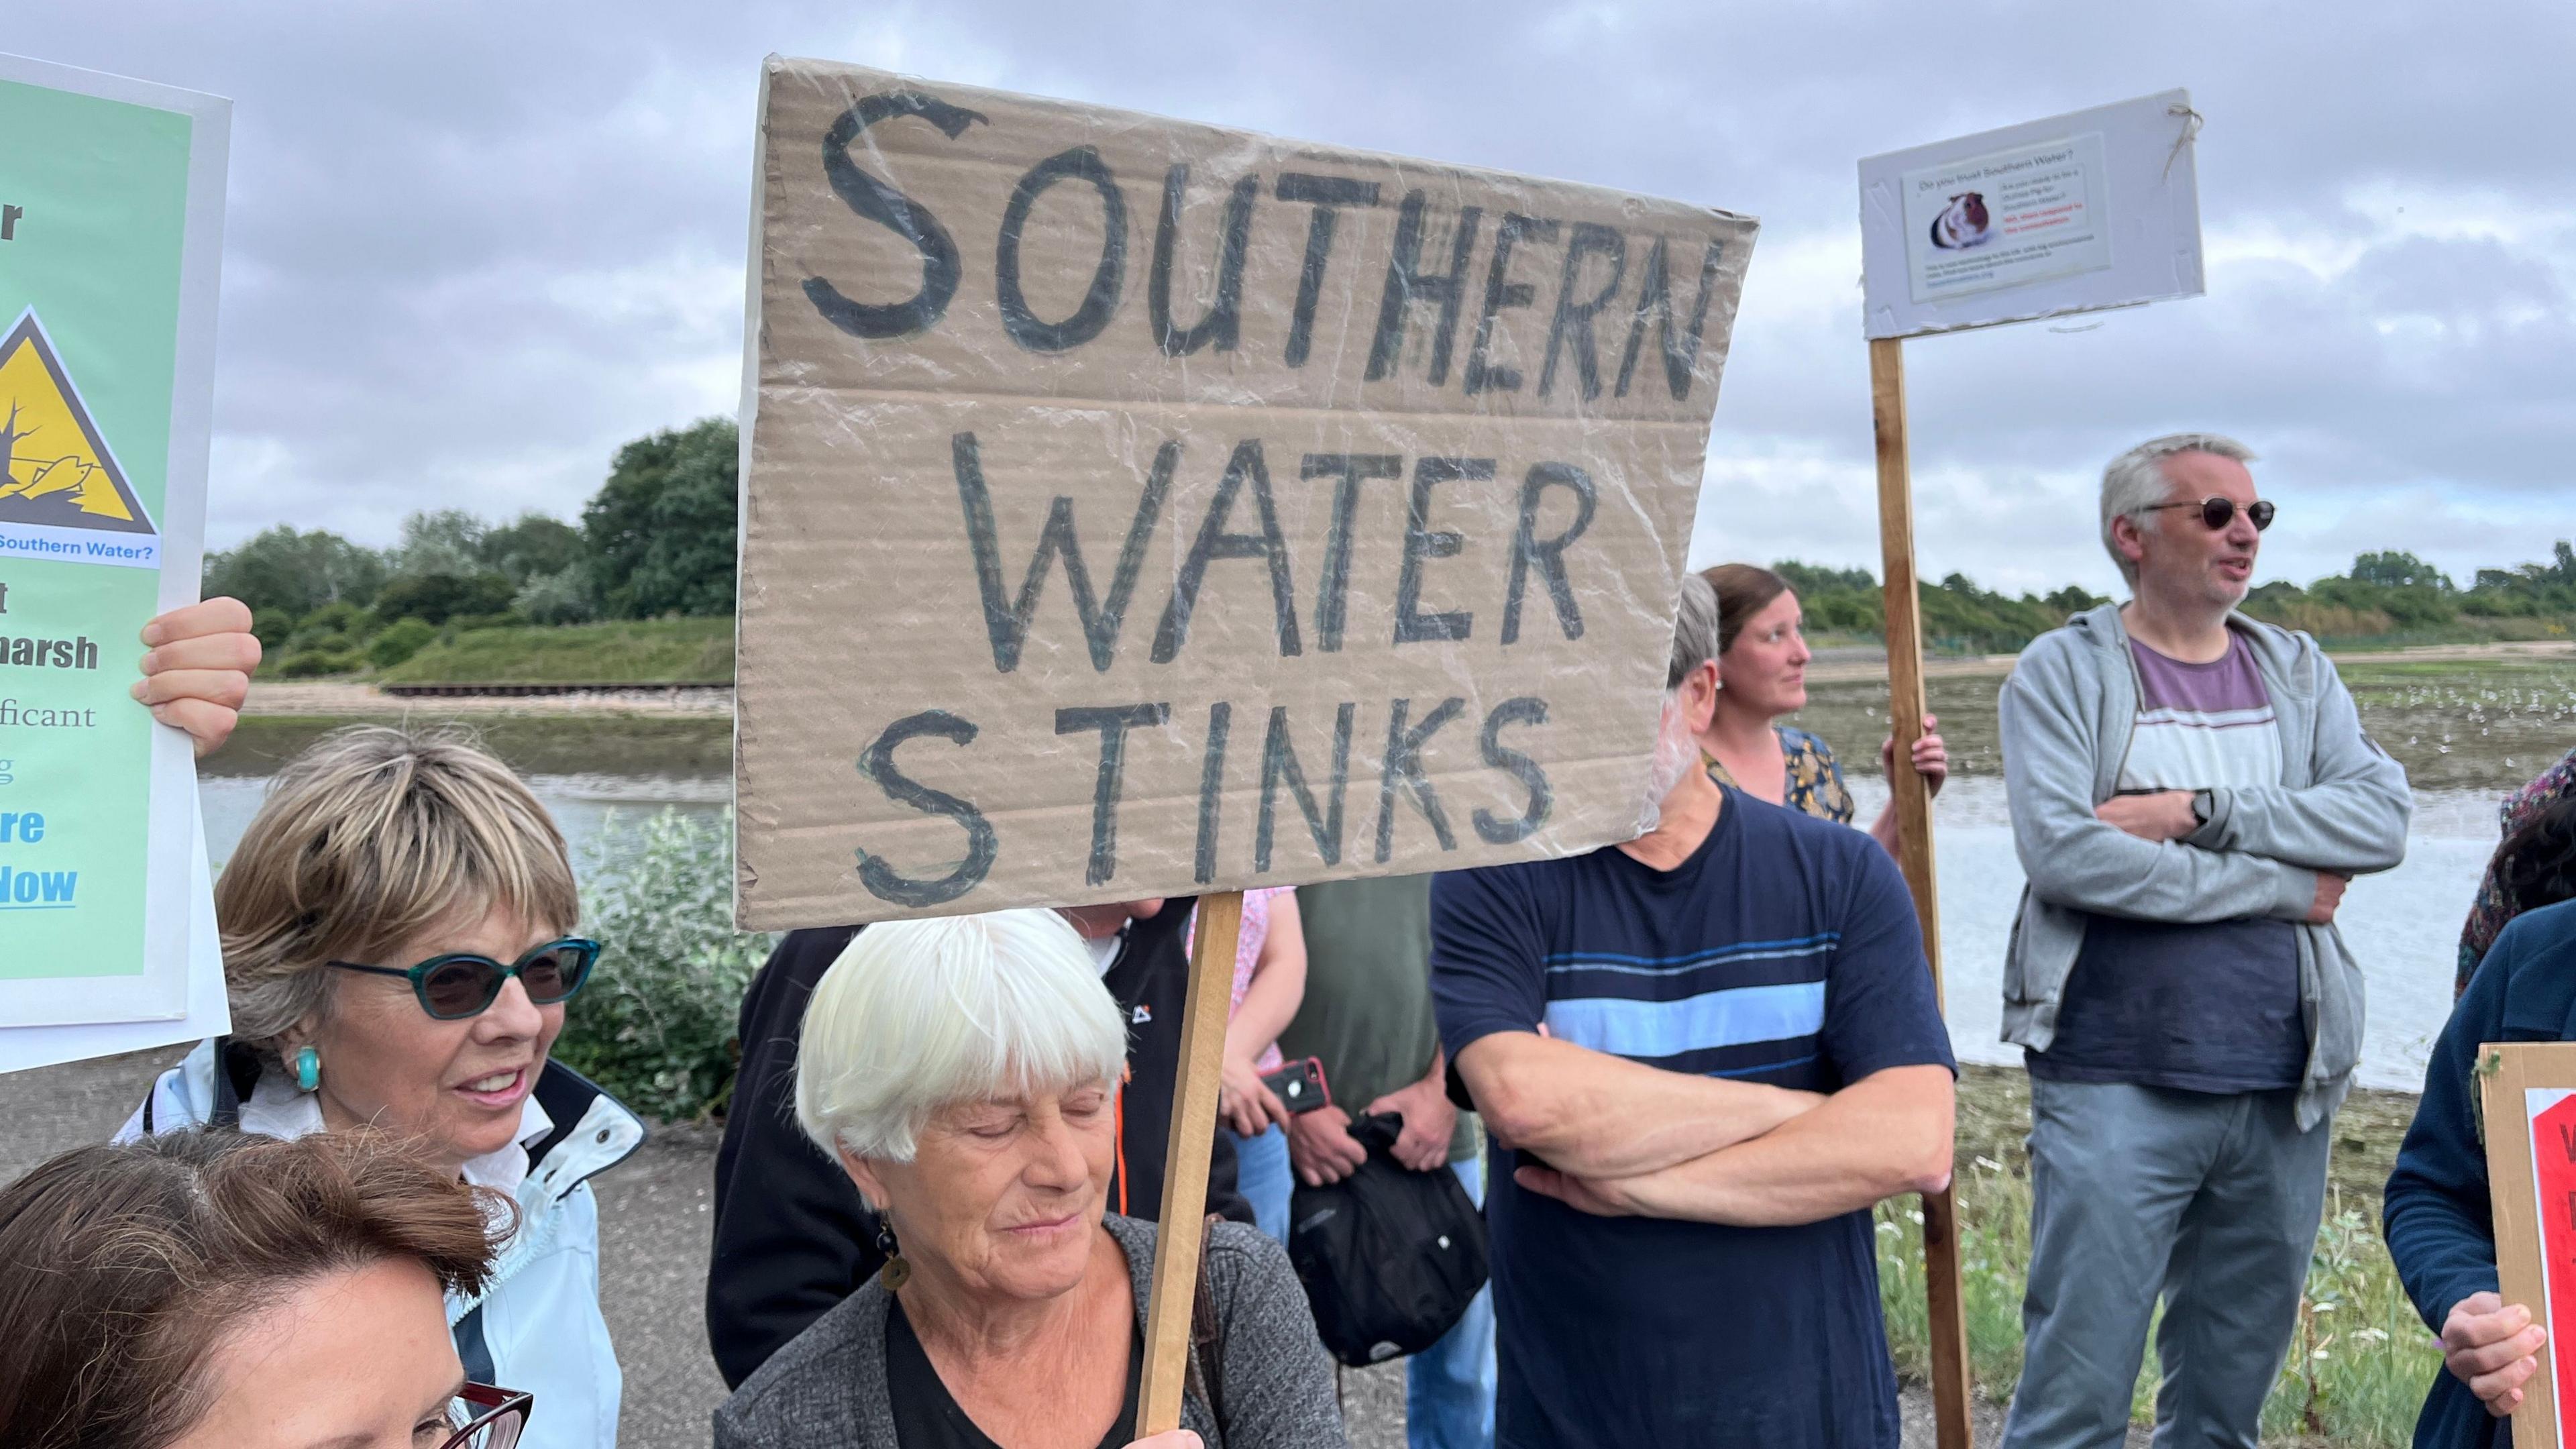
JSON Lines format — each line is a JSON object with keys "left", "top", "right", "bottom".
{"left": 121, "top": 1038, "right": 645, "bottom": 1449}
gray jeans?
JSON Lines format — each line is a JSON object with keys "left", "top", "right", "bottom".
{"left": 1999, "top": 1079, "right": 2331, "bottom": 1449}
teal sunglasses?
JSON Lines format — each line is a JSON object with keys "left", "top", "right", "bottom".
{"left": 331, "top": 937, "right": 600, "bottom": 1020}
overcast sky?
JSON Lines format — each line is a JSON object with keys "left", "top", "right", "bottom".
{"left": 16, "top": 1, "right": 2575, "bottom": 597}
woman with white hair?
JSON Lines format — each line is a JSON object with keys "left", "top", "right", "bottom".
{"left": 714, "top": 909, "right": 1345, "bottom": 1449}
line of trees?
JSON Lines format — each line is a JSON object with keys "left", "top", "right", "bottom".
{"left": 2243, "top": 545, "right": 2576, "bottom": 638}
{"left": 208, "top": 409, "right": 2574, "bottom": 677}
{"left": 1774, "top": 543, "right": 2576, "bottom": 655}
{"left": 205, "top": 418, "right": 739, "bottom": 676}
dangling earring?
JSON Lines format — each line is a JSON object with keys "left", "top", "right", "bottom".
{"left": 874, "top": 1216, "right": 911, "bottom": 1290}
{"left": 293, "top": 1045, "right": 321, "bottom": 1093}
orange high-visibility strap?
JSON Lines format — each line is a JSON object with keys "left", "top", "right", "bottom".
{"left": 1115, "top": 1063, "right": 1131, "bottom": 1216}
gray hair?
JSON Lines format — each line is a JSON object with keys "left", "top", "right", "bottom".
{"left": 1668, "top": 571, "right": 1719, "bottom": 689}
{"left": 2099, "top": 433, "right": 2257, "bottom": 585}
{"left": 795, "top": 908, "right": 1128, "bottom": 1167}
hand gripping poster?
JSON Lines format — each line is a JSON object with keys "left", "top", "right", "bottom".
{"left": 0, "top": 54, "right": 225, "bottom": 1028}
{"left": 2479, "top": 1044, "right": 2576, "bottom": 1449}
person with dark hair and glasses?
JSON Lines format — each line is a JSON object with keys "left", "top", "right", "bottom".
{"left": 2456, "top": 748, "right": 2576, "bottom": 994}
{"left": 1996, "top": 433, "right": 2412, "bottom": 1449}
{"left": 0, "top": 1128, "right": 529, "bottom": 1449}
{"left": 118, "top": 726, "right": 642, "bottom": 1449}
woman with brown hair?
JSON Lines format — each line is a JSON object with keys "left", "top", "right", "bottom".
{"left": 0, "top": 1128, "right": 523, "bottom": 1449}
{"left": 118, "top": 726, "right": 641, "bottom": 1449}
{"left": 1695, "top": 564, "right": 1948, "bottom": 853}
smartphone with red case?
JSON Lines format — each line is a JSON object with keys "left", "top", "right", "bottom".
{"left": 1260, "top": 1057, "right": 1331, "bottom": 1114}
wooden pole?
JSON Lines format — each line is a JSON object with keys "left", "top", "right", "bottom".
{"left": 1870, "top": 335, "right": 1976, "bottom": 1449}
{"left": 1137, "top": 890, "right": 1244, "bottom": 1433}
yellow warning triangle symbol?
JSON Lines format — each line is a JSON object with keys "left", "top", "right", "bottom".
{"left": 0, "top": 311, "right": 157, "bottom": 536}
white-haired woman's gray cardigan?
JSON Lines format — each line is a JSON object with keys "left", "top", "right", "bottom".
{"left": 713, "top": 1215, "right": 1348, "bottom": 1449}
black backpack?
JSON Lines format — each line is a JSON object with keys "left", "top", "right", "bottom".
{"left": 1285, "top": 1113, "right": 1489, "bottom": 1367}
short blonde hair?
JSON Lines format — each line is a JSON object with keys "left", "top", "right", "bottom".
{"left": 795, "top": 909, "right": 1127, "bottom": 1165}
{"left": 216, "top": 726, "right": 578, "bottom": 1050}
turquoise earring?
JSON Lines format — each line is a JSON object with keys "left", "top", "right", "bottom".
{"left": 293, "top": 1045, "right": 321, "bottom": 1093}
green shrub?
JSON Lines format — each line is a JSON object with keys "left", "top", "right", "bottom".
{"left": 368, "top": 617, "right": 439, "bottom": 669}
{"left": 285, "top": 629, "right": 357, "bottom": 655}
{"left": 376, "top": 569, "right": 516, "bottom": 625}
{"left": 553, "top": 808, "right": 776, "bottom": 1120}
{"left": 515, "top": 564, "right": 598, "bottom": 626}
{"left": 272, "top": 646, "right": 366, "bottom": 678}
{"left": 250, "top": 607, "right": 296, "bottom": 652}
{"left": 294, "top": 600, "right": 378, "bottom": 640}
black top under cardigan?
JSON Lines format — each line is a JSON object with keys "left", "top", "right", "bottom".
{"left": 713, "top": 1216, "right": 1347, "bottom": 1449}
{"left": 704, "top": 902, "right": 1252, "bottom": 1388}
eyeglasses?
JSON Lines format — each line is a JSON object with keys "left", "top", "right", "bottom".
{"left": 2141, "top": 496, "right": 2275, "bottom": 531}
{"left": 332, "top": 938, "right": 599, "bottom": 1021}
{"left": 439, "top": 1384, "right": 532, "bottom": 1449}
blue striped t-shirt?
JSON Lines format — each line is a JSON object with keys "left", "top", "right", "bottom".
{"left": 1431, "top": 787, "right": 1955, "bottom": 1449}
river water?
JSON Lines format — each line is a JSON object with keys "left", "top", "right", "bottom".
{"left": 201, "top": 659, "right": 2575, "bottom": 1094}
{"left": 193, "top": 769, "right": 2506, "bottom": 1093}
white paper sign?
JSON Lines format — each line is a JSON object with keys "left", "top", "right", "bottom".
{"left": 1900, "top": 132, "right": 2110, "bottom": 304}
{"left": 1860, "top": 91, "right": 2202, "bottom": 339}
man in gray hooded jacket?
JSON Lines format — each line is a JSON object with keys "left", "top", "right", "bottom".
{"left": 1998, "top": 433, "right": 2410, "bottom": 1449}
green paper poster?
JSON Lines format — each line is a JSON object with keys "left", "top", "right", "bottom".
{"left": 0, "top": 54, "right": 225, "bottom": 1028}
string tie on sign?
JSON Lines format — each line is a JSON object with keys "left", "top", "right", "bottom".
{"left": 2162, "top": 103, "right": 2205, "bottom": 183}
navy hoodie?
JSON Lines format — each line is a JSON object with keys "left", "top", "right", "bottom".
{"left": 2386, "top": 898, "right": 2576, "bottom": 1449}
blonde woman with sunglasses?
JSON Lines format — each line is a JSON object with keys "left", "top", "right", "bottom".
{"left": 117, "top": 725, "right": 642, "bottom": 1449}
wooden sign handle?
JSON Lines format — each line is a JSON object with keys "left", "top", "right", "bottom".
{"left": 1138, "top": 890, "right": 1244, "bottom": 1434}
{"left": 1871, "top": 335, "right": 1976, "bottom": 1449}
{"left": 2476, "top": 1040, "right": 2576, "bottom": 1449}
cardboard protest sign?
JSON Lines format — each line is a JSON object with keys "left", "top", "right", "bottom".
{"left": 736, "top": 57, "right": 1754, "bottom": 928}
{"left": 2479, "top": 1042, "right": 2576, "bottom": 1449}
{"left": 1857, "top": 90, "right": 2202, "bottom": 339}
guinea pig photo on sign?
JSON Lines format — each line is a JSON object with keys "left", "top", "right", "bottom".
{"left": 1929, "top": 191, "right": 1992, "bottom": 249}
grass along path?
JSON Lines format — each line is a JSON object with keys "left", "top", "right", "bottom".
{"left": 375, "top": 616, "right": 733, "bottom": 685}
{"left": 1880, "top": 1067, "right": 2439, "bottom": 1448}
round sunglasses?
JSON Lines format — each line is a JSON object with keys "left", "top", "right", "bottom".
{"left": 331, "top": 938, "right": 599, "bottom": 1021}
{"left": 2141, "top": 495, "right": 2275, "bottom": 531}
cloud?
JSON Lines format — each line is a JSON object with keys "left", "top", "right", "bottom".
{"left": 14, "top": 0, "right": 2573, "bottom": 594}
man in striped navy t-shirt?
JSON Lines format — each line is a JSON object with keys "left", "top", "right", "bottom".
{"left": 1432, "top": 574, "right": 1957, "bottom": 1449}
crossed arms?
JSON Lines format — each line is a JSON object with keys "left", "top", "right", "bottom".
{"left": 1454, "top": 1029, "right": 1953, "bottom": 1228}
{"left": 1998, "top": 639, "right": 2410, "bottom": 922}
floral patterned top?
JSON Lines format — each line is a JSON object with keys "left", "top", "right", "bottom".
{"left": 1704, "top": 725, "right": 1856, "bottom": 825}
{"left": 1189, "top": 885, "right": 1291, "bottom": 1071}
